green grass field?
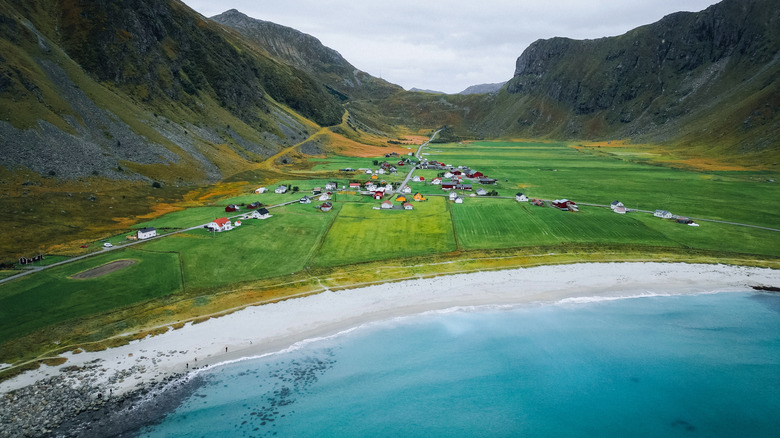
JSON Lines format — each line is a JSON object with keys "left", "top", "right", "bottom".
{"left": 139, "top": 203, "right": 338, "bottom": 290}
{"left": 428, "top": 141, "right": 779, "bottom": 229}
{"left": 0, "top": 249, "right": 182, "bottom": 344}
{"left": 313, "top": 197, "right": 457, "bottom": 267}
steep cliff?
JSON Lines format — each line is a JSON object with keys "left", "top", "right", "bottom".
{"left": 482, "top": 0, "right": 779, "bottom": 158}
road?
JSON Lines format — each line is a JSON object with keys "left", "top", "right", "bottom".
{"left": 0, "top": 199, "right": 300, "bottom": 284}
{"left": 396, "top": 129, "right": 441, "bottom": 191}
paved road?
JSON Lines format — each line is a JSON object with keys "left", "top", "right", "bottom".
{"left": 0, "top": 199, "right": 301, "bottom": 284}
{"left": 397, "top": 129, "right": 441, "bottom": 191}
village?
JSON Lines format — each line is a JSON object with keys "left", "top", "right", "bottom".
{"left": 193, "top": 152, "right": 699, "bottom": 240}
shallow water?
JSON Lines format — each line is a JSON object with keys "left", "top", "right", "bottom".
{"left": 136, "top": 292, "right": 780, "bottom": 437}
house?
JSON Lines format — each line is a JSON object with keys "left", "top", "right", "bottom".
{"left": 320, "top": 202, "right": 333, "bottom": 212}
{"left": 413, "top": 192, "right": 426, "bottom": 202}
{"left": 515, "top": 193, "right": 528, "bottom": 202}
{"left": 366, "top": 183, "right": 377, "bottom": 192}
{"left": 255, "top": 187, "right": 267, "bottom": 194}
{"left": 469, "top": 171, "right": 484, "bottom": 178}
{"left": 478, "top": 178, "right": 497, "bottom": 185}
{"left": 137, "top": 227, "right": 156, "bottom": 240}
{"left": 552, "top": 199, "right": 578, "bottom": 211}
{"left": 431, "top": 177, "right": 442, "bottom": 185}
{"left": 325, "top": 182, "right": 338, "bottom": 190}
{"left": 442, "top": 182, "right": 456, "bottom": 190}
{"left": 456, "top": 183, "right": 472, "bottom": 191}
{"left": 676, "top": 217, "right": 693, "bottom": 224}
{"left": 319, "top": 193, "right": 331, "bottom": 201}
{"left": 377, "top": 168, "right": 386, "bottom": 175}
{"left": 371, "top": 174, "right": 378, "bottom": 180}
{"left": 401, "top": 185, "right": 412, "bottom": 194}
{"left": 250, "top": 208, "right": 271, "bottom": 219}
{"left": 373, "top": 192, "right": 384, "bottom": 200}
{"left": 299, "top": 196, "right": 312, "bottom": 204}
{"left": 312, "top": 187, "right": 322, "bottom": 195}
{"left": 614, "top": 206, "right": 627, "bottom": 214}
{"left": 365, "top": 169, "right": 373, "bottom": 174}
{"left": 610, "top": 201, "right": 624, "bottom": 211}
{"left": 247, "top": 201, "right": 262, "bottom": 209}
{"left": 412, "top": 176, "right": 426, "bottom": 182}
{"left": 403, "top": 202, "right": 414, "bottom": 210}
{"left": 449, "top": 191, "right": 459, "bottom": 201}
{"left": 396, "top": 195, "right": 407, "bottom": 202}
{"left": 381, "top": 200, "right": 393, "bottom": 209}
{"left": 531, "top": 198, "right": 544, "bottom": 207}
{"left": 476, "top": 188, "right": 488, "bottom": 196}
{"left": 443, "top": 171, "right": 454, "bottom": 178}
{"left": 207, "top": 217, "right": 232, "bottom": 232}
{"left": 275, "top": 185, "right": 288, "bottom": 194}
{"left": 234, "top": 220, "right": 242, "bottom": 227}
{"left": 225, "top": 204, "right": 240, "bottom": 213}
{"left": 654, "top": 210, "right": 673, "bottom": 219}
{"left": 454, "top": 197, "right": 464, "bottom": 204}
{"left": 348, "top": 182, "right": 361, "bottom": 190}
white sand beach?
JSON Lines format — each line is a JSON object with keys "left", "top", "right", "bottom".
{"left": 1, "top": 262, "right": 778, "bottom": 396}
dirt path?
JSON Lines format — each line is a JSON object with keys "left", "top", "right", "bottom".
{"left": 71, "top": 259, "right": 137, "bottom": 279}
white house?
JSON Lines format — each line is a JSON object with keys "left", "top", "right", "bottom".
{"left": 449, "top": 191, "right": 458, "bottom": 201}
{"left": 431, "top": 178, "right": 442, "bottom": 185}
{"left": 614, "top": 206, "right": 627, "bottom": 214}
{"left": 325, "top": 182, "right": 338, "bottom": 190}
{"left": 300, "top": 196, "right": 312, "bottom": 204}
{"left": 654, "top": 210, "right": 673, "bottom": 219}
{"left": 381, "top": 200, "right": 393, "bottom": 209}
{"left": 275, "top": 185, "right": 288, "bottom": 194}
{"left": 234, "top": 220, "right": 242, "bottom": 227}
{"left": 366, "top": 183, "right": 377, "bottom": 192}
{"left": 255, "top": 187, "right": 267, "bottom": 194}
{"left": 412, "top": 176, "right": 422, "bottom": 182}
{"left": 515, "top": 193, "right": 528, "bottom": 202}
{"left": 377, "top": 168, "right": 386, "bottom": 175}
{"left": 365, "top": 169, "right": 373, "bottom": 174}
{"left": 444, "top": 171, "right": 453, "bottom": 178}
{"left": 207, "top": 217, "right": 232, "bottom": 232}
{"left": 401, "top": 185, "right": 412, "bottom": 194}
{"left": 403, "top": 202, "right": 414, "bottom": 210}
{"left": 137, "top": 227, "right": 157, "bottom": 240}
{"left": 610, "top": 200, "right": 624, "bottom": 211}
{"left": 250, "top": 208, "right": 271, "bottom": 219}
{"left": 476, "top": 188, "right": 487, "bottom": 196}
{"left": 454, "top": 197, "right": 464, "bottom": 204}
{"left": 318, "top": 193, "right": 331, "bottom": 201}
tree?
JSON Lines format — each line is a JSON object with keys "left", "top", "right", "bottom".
{"left": 292, "top": 186, "right": 299, "bottom": 192}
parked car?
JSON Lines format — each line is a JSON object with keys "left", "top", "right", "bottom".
{"left": 103, "top": 243, "right": 113, "bottom": 248}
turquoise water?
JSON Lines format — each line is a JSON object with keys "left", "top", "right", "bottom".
{"left": 137, "top": 292, "right": 780, "bottom": 437}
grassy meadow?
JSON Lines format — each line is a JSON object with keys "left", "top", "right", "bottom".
{"left": 1, "top": 139, "right": 778, "bottom": 367}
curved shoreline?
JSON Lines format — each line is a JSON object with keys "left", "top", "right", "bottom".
{"left": 0, "top": 262, "right": 778, "bottom": 435}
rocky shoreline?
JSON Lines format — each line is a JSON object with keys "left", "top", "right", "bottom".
{"left": 0, "top": 367, "right": 204, "bottom": 438}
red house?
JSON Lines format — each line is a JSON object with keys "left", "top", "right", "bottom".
{"left": 225, "top": 204, "right": 239, "bottom": 213}
{"left": 373, "top": 192, "right": 384, "bottom": 200}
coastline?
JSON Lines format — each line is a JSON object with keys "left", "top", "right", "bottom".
{"left": 1, "top": 262, "right": 778, "bottom": 436}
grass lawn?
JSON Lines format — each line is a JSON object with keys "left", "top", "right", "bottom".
{"left": 312, "top": 196, "right": 457, "bottom": 267}
{"left": 0, "top": 249, "right": 182, "bottom": 344}
{"left": 133, "top": 207, "right": 229, "bottom": 229}
{"left": 451, "top": 198, "right": 681, "bottom": 250}
{"left": 426, "top": 141, "right": 780, "bottom": 229}
{"left": 139, "top": 203, "right": 338, "bottom": 290}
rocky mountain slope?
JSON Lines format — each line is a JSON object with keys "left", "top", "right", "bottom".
{"left": 0, "top": 0, "right": 343, "bottom": 183}
{"left": 477, "top": 0, "right": 779, "bottom": 160}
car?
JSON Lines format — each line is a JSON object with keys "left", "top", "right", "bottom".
{"left": 80, "top": 245, "right": 88, "bottom": 248}
{"left": 103, "top": 243, "right": 113, "bottom": 248}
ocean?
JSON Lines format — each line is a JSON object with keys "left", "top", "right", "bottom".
{"left": 135, "top": 292, "right": 780, "bottom": 437}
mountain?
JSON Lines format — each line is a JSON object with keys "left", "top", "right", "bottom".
{"left": 458, "top": 82, "right": 506, "bottom": 95}
{"left": 0, "top": 0, "right": 343, "bottom": 183}
{"left": 409, "top": 88, "right": 446, "bottom": 94}
{"left": 477, "top": 0, "right": 779, "bottom": 160}
{"left": 210, "top": 9, "right": 401, "bottom": 102}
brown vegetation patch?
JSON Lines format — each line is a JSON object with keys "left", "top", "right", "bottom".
{"left": 71, "top": 259, "right": 137, "bottom": 279}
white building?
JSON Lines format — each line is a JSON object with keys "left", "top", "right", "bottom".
{"left": 137, "top": 227, "right": 157, "bottom": 240}
{"left": 275, "top": 185, "right": 288, "bottom": 194}
{"left": 255, "top": 187, "right": 267, "bottom": 194}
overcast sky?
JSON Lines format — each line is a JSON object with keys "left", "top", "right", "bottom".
{"left": 182, "top": 0, "right": 720, "bottom": 94}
